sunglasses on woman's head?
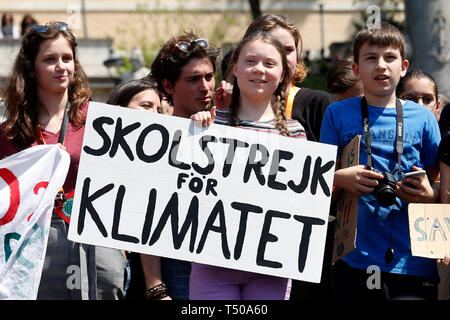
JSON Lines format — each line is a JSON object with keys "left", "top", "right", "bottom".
{"left": 30, "top": 21, "right": 70, "bottom": 33}
{"left": 172, "top": 38, "right": 209, "bottom": 59}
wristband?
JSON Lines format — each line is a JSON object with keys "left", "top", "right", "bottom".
{"left": 144, "top": 283, "right": 168, "bottom": 300}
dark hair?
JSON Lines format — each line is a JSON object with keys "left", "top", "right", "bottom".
{"left": 243, "top": 14, "right": 308, "bottom": 84}
{"left": 327, "top": 57, "right": 359, "bottom": 94}
{"left": 106, "top": 77, "right": 162, "bottom": 107}
{"left": 1, "top": 12, "right": 13, "bottom": 27}
{"left": 227, "top": 32, "right": 292, "bottom": 136}
{"left": 3, "top": 23, "right": 91, "bottom": 148}
{"left": 21, "top": 14, "right": 38, "bottom": 36}
{"left": 396, "top": 68, "right": 439, "bottom": 99}
{"left": 151, "top": 32, "right": 218, "bottom": 105}
{"left": 353, "top": 21, "right": 406, "bottom": 64}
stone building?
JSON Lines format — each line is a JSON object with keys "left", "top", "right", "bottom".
{"left": 0, "top": 0, "right": 404, "bottom": 110}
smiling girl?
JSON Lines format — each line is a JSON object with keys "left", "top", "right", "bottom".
{"left": 189, "top": 32, "right": 306, "bottom": 300}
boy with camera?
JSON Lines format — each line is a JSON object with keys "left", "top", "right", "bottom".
{"left": 320, "top": 22, "right": 441, "bottom": 299}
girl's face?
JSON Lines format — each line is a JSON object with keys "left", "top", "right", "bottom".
{"left": 400, "top": 77, "right": 439, "bottom": 112}
{"left": 126, "top": 89, "right": 161, "bottom": 113}
{"left": 268, "top": 27, "right": 297, "bottom": 78}
{"left": 33, "top": 35, "right": 75, "bottom": 95}
{"left": 233, "top": 39, "right": 284, "bottom": 100}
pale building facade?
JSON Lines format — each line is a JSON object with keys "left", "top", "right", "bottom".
{"left": 0, "top": 0, "right": 404, "bottom": 56}
{"left": 0, "top": 0, "right": 404, "bottom": 104}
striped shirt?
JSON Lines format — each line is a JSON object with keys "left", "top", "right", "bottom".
{"left": 215, "top": 109, "right": 307, "bottom": 140}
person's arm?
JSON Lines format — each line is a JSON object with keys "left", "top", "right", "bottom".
{"left": 140, "top": 254, "right": 171, "bottom": 300}
{"left": 332, "top": 163, "right": 384, "bottom": 198}
{"left": 436, "top": 159, "right": 450, "bottom": 266}
{"left": 439, "top": 161, "right": 450, "bottom": 204}
{"left": 213, "top": 80, "right": 233, "bottom": 111}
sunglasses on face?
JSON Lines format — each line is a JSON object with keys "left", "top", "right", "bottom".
{"left": 401, "top": 93, "right": 437, "bottom": 106}
{"left": 172, "top": 38, "right": 209, "bottom": 59}
{"left": 30, "top": 21, "right": 70, "bottom": 33}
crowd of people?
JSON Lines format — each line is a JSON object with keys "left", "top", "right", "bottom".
{"left": 0, "top": 12, "right": 37, "bottom": 39}
{"left": 0, "top": 12, "right": 449, "bottom": 301}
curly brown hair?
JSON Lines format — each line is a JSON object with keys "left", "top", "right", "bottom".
{"left": 150, "top": 31, "right": 218, "bottom": 106}
{"left": 2, "top": 24, "right": 91, "bottom": 148}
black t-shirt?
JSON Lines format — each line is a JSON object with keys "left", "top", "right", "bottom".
{"left": 291, "top": 87, "right": 335, "bottom": 142}
{"left": 438, "top": 133, "right": 450, "bottom": 166}
{"left": 439, "top": 103, "right": 450, "bottom": 136}
{"left": 439, "top": 103, "right": 450, "bottom": 166}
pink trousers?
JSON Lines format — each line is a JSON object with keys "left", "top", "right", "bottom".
{"left": 189, "top": 263, "right": 291, "bottom": 300}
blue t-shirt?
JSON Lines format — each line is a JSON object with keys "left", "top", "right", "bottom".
{"left": 320, "top": 97, "right": 441, "bottom": 278}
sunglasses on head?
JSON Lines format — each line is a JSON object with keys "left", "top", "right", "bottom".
{"left": 172, "top": 38, "right": 209, "bottom": 59}
{"left": 31, "top": 21, "right": 70, "bottom": 33}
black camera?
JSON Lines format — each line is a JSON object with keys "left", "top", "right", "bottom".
{"left": 370, "top": 168, "right": 398, "bottom": 207}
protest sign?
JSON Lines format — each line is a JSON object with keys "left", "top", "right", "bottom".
{"left": 68, "top": 102, "right": 337, "bottom": 283}
{"left": 408, "top": 203, "right": 450, "bottom": 259}
{"left": 332, "top": 135, "right": 360, "bottom": 264}
{"left": 0, "top": 145, "right": 70, "bottom": 299}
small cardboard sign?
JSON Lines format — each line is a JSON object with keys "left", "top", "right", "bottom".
{"left": 332, "top": 135, "right": 361, "bottom": 264}
{"left": 408, "top": 203, "right": 450, "bottom": 259}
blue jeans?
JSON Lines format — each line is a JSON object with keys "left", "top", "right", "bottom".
{"left": 161, "top": 258, "right": 191, "bottom": 300}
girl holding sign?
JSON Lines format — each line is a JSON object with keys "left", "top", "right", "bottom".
{"left": 106, "top": 77, "right": 174, "bottom": 300}
{"left": 189, "top": 31, "right": 306, "bottom": 300}
{"left": 0, "top": 22, "right": 126, "bottom": 299}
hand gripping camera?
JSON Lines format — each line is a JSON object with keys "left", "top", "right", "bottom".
{"left": 370, "top": 168, "right": 398, "bottom": 207}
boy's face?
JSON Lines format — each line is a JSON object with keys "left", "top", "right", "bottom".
{"left": 163, "top": 57, "right": 215, "bottom": 118}
{"left": 353, "top": 43, "right": 408, "bottom": 100}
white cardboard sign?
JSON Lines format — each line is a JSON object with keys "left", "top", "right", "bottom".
{"left": 68, "top": 102, "right": 337, "bottom": 283}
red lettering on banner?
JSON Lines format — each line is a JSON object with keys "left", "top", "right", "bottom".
{"left": 27, "top": 181, "right": 49, "bottom": 222}
{"left": 33, "top": 181, "right": 49, "bottom": 194}
{"left": 0, "top": 168, "right": 21, "bottom": 226}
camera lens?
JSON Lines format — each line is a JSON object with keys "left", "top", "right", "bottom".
{"left": 376, "top": 187, "right": 396, "bottom": 207}
{"left": 373, "top": 172, "right": 397, "bottom": 207}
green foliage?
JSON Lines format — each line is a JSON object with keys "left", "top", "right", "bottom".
{"left": 300, "top": 73, "right": 328, "bottom": 91}
{"left": 111, "top": 7, "right": 243, "bottom": 77}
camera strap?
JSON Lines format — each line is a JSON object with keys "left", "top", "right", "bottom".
{"left": 58, "top": 101, "right": 71, "bottom": 144}
{"left": 361, "top": 96, "right": 403, "bottom": 177}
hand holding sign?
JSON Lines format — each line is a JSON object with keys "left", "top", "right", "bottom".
{"left": 68, "top": 103, "right": 336, "bottom": 283}
{"left": 190, "top": 106, "right": 216, "bottom": 128}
